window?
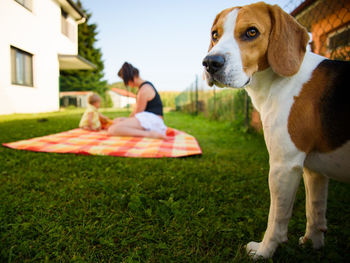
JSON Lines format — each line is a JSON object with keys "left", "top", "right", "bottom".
{"left": 328, "top": 27, "right": 350, "bottom": 50}
{"left": 15, "top": 0, "right": 32, "bottom": 11}
{"left": 61, "top": 8, "right": 75, "bottom": 41}
{"left": 11, "top": 46, "right": 33, "bottom": 87}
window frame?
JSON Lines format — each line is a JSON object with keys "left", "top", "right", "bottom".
{"left": 61, "top": 8, "right": 75, "bottom": 41}
{"left": 11, "top": 46, "right": 34, "bottom": 87}
{"left": 327, "top": 25, "right": 350, "bottom": 51}
{"left": 14, "top": 0, "right": 32, "bottom": 12}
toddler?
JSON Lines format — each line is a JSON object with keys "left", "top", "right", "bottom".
{"left": 79, "top": 93, "right": 112, "bottom": 131}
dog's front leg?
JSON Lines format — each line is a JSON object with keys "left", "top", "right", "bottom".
{"left": 247, "top": 163, "right": 303, "bottom": 259}
{"left": 299, "top": 167, "right": 328, "bottom": 248}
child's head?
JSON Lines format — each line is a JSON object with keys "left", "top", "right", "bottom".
{"left": 88, "top": 93, "right": 101, "bottom": 108}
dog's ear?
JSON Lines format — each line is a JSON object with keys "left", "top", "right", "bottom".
{"left": 267, "top": 5, "right": 309, "bottom": 77}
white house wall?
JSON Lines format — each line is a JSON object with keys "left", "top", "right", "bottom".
{"left": 0, "top": 0, "right": 79, "bottom": 115}
{"left": 108, "top": 91, "right": 136, "bottom": 109}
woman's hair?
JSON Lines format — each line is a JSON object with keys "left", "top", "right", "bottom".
{"left": 88, "top": 93, "right": 101, "bottom": 105}
{"left": 118, "top": 62, "right": 139, "bottom": 85}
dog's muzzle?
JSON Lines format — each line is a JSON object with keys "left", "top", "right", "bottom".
{"left": 202, "top": 55, "right": 225, "bottom": 74}
{"left": 202, "top": 54, "right": 251, "bottom": 88}
{"left": 202, "top": 54, "right": 226, "bottom": 87}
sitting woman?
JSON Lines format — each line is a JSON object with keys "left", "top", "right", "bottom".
{"left": 108, "top": 62, "right": 168, "bottom": 139}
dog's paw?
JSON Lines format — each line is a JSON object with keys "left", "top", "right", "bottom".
{"left": 299, "top": 232, "right": 325, "bottom": 249}
{"left": 246, "top": 241, "right": 260, "bottom": 254}
{"left": 246, "top": 241, "right": 278, "bottom": 260}
{"left": 246, "top": 242, "right": 265, "bottom": 260}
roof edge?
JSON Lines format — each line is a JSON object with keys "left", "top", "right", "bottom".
{"left": 290, "top": 0, "right": 317, "bottom": 16}
{"left": 58, "top": 54, "right": 97, "bottom": 70}
{"left": 66, "top": 0, "right": 86, "bottom": 19}
{"left": 57, "top": 0, "right": 86, "bottom": 22}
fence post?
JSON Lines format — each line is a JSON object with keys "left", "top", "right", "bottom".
{"left": 213, "top": 85, "right": 217, "bottom": 119}
{"left": 192, "top": 82, "right": 195, "bottom": 115}
{"left": 189, "top": 84, "right": 193, "bottom": 114}
{"left": 232, "top": 90, "right": 235, "bottom": 121}
{"left": 244, "top": 91, "right": 250, "bottom": 128}
{"left": 195, "top": 75, "right": 198, "bottom": 115}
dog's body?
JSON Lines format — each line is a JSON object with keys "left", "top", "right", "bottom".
{"left": 202, "top": 2, "right": 350, "bottom": 259}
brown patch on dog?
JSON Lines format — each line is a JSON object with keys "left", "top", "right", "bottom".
{"left": 288, "top": 67, "right": 327, "bottom": 153}
{"left": 288, "top": 59, "right": 350, "bottom": 153}
{"left": 266, "top": 4, "right": 309, "bottom": 77}
{"left": 234, "top": 2, "right": 309, "bottom": 77}
{"left": 208, "top": 7, "right": 235, "bottom": 51}
{"left": 234, "top": 3, "right": 271, "bottom": 76}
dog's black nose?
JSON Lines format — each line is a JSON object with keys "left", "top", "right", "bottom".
{"left": 202, "top": 55, "right": 225, "bottom": 74}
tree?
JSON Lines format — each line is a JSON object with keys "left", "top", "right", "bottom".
{"left": 60, "top": 0, "right": 107, "bottom": 96}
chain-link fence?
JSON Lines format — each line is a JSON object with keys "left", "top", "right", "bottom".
{"left": 175, "top": 76, "right": 253, "bottom": 127}
{"left": 175, "top": 0, "right": 350, "bottom": 130}
{"left": 286, "top": 0, "right": 350, "bottom": 60}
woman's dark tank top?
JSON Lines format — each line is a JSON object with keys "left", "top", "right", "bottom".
{"left": 139, "top": 81, "right": 163, "bottom": 116}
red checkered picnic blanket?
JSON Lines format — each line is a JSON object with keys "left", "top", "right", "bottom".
{"left": 2, "top": 128, "right": 202, "bottom": 158}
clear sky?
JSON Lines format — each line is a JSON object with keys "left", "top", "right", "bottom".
{"left": 81, "top": 0, "right": 297, "bottom": 91}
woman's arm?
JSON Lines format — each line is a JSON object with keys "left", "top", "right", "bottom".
{"left": 99, "top": 112, "right": 110, "bottom": 122}
{"left": 129, "top": 85, "right": 155, "bottom": 117}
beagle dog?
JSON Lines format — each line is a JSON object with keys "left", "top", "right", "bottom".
{"left": 202, "top": 1, "right": 350, "bottom": 259}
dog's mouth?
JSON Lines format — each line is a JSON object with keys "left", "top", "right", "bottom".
{"left": 204, "top": 70, "right": 224, "bottom": 88}
{"left": 204, "top": 69, "right": 251, "bottom": 89}
{"left": 243, "top": 78, "right": 251, "bottom": 86}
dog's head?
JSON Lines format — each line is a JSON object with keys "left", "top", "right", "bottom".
{"left": 202, "top": 2, "right": 309, "bottom": 88}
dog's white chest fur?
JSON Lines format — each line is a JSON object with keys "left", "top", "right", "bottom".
{"left": 246, "top": 52, "right": 323, "bottom": 157}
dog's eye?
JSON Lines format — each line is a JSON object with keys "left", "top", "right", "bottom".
{"left": 244, "top": 27, "right": 259, "bottom": 40}
{"left": 212, "top": 31, "right": 219, "bottom": 41}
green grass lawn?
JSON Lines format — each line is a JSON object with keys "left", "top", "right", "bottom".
{"left": 0, "top": 110, "right": 349, "bottom": 262}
